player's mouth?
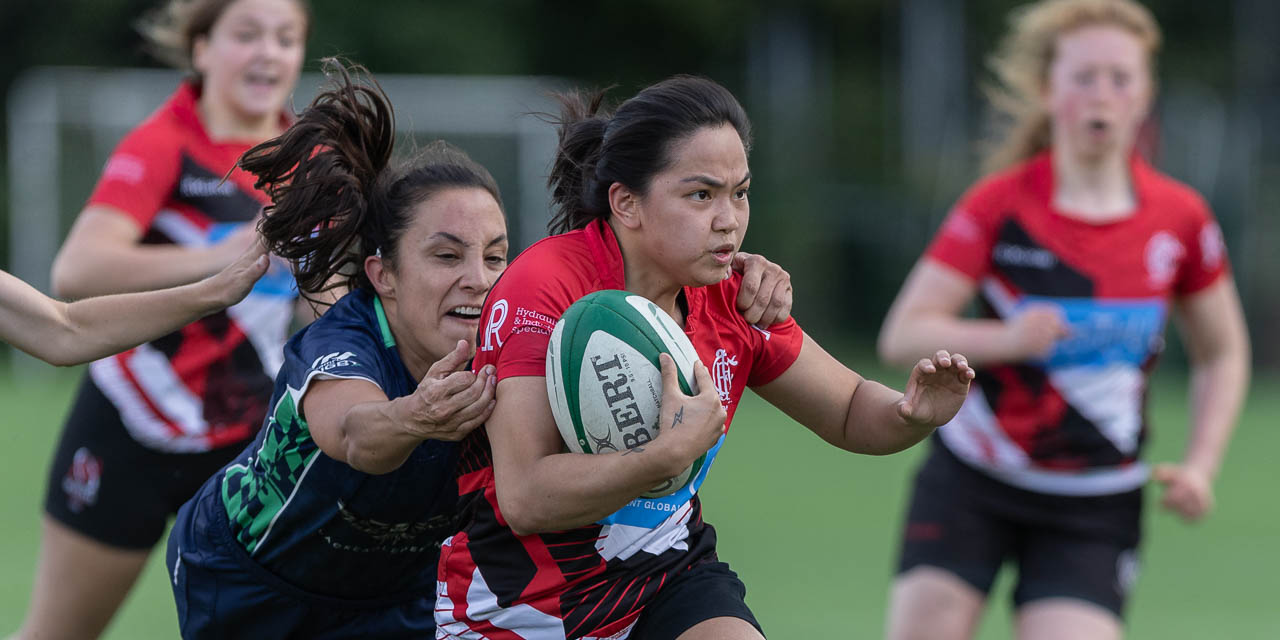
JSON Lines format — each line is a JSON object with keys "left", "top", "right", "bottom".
{"left": 711, "top": 243, "right": 735, "bottom": 265}
{"left": 1086, "top": 118, "right": 1111, "bottom": 136}
{"left": 445, "top": 305, "right": 483, "bottom": 322}
{"left": 244, "top": 71, "right": 281, "bottom": 91}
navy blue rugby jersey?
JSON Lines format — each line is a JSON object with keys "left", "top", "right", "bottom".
{"left": 209, "top": 288, "right": 459, "bottom": 599}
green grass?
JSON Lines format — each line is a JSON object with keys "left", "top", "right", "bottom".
{"left": 2, "top": 360, "right": 1277, "bottom": 638}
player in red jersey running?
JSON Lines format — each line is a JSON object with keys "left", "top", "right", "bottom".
{"left": 12, "top": 1, "right": 310, "bottom": 638}
{"left": 878, "top": 2, "right": 1251, "bottom": 639}
{"left": 434, "top": 76, "right": 975, "bottom": 640}
{"left": 1, "top": 242, "right": 267, "bottom": 366}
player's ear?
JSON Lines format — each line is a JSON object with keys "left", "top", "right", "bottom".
{"left": 365, "top": 254, "right": 396, "bottom": 299}
{"left": 609, "top": 182, "right": 642, "bottom": 231}
{"left": 191, "top": 35, "right": 210, "bottom": 76}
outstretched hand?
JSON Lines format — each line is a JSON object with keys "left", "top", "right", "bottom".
{"left": 399, "top": 339, "right": 496, "bottom": 442}
{"left": 897, "top": 350, "right": 975, "bottom": 428}
{"left": 207, "top": 238, "right": 271, "bottom": 309}
{"left": 731, "top": 252, "right": 792, "bottom": 327}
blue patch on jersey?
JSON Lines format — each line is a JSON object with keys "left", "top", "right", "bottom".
{"left": 208, "top": 223, "right": 297, "bottom": 298}
{"left": 601, "top": 433, "right": 725, "bottom": 529}
{"left": 1020, "top": 296, "right": 1167, "bottom": 369}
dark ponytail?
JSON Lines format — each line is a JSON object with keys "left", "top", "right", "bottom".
{"left": 242, "top": 58, "right": 503, "bottom": 302}
{"left": 546, "top": 75, "right": 752, "bottom": 235}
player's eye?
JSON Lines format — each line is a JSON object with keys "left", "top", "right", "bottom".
{"left": 1073, "top": 69, "right": 1095, "bottom": 87}
{"left": 734, "top": 187, "right": 749, "bottom": 200}
{"left": 485, "top": 254, "right": 506, "bottom": 266}
{"left": 435, "top": 253, "right": 460, "bottom": 262}
{"left": 233, "top": 29, "right": 258, "bottom": 43}
{"left": 690, "top": 190, "right": 711, "bottom": 202}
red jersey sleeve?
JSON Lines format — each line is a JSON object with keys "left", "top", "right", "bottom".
{"left": 923, "top": 181, "right": 1005, "bottom": 281}
{"left": 1173, "top": 193, "right": 1229, "bottom": 296}
{"left": 84, "top": 122, "right": 180, "bottom": 230}
{"left": 745, "top": 316, "right": 804, "bottom": 387}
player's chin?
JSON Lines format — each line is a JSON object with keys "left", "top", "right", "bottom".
{"left": 693, "top": 263, "right": 733, "bottom": 286}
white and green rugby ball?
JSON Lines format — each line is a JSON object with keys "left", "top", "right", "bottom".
{"left": 546, "top": 289, "right": 705, "bottom": 498}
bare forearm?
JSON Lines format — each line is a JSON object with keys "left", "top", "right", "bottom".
{"left": 50, "top": 279, "right": 224, "bottom": 364}
{"left": 1184, "top": 352, "right": 1250, "bottom": 479}
{"left": 839, "top": 380, "right": 934, "bottom": 455}
{"left": 53, "top": 243, "right": 224, "bottom": 299}
{"left": 879, "top": 315, "right": 1013, "bottom": 369}
{"left": 335, "top": 398, "right": 430, "bottom": 475}
{"left": 501, "top": 448, "right": 681, "bottom": 535}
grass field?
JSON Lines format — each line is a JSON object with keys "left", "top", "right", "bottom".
{"left": 1, "top": 357, "right": 1277, "bottom": 638}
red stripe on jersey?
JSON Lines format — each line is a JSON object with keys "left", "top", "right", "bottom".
{"left": 114, "top": 353, "right": 187, "bottom": 440}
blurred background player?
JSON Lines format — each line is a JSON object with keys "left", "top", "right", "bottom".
{"left": 0, "top": 242, "right": 267, "bottom": 367}
{"left": 877, "top": 1, "right": 1250, "bottom": 639}
{"left": 11, "top": 0, "right": 310, "bottom": 638}
{"left": 435, "top": 75, "right": 975, "bottom": 640}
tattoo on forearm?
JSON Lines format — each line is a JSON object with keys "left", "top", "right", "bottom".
{"left": 622, "top": 446, "right": 645, "bottom": 456}
{"left": 672, "top": 406, "right": 685, "bottom": 429}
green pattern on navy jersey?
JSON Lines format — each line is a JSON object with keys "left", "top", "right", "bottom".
{"left": 221, "top": 384, "right": 320, "bottom": 554}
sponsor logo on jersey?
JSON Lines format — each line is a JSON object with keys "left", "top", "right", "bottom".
{"left": 1144, "top": 231, "right": 1184, "bottom": 288}
{"left": 481, "top": 299, "right": 507, "bottom": 352}
{"left": 312, "top": 351, "right": 357, "bottom": 372}
{"left": 62, "top": 447, "right": 102, "bottom": 513}
{"left": 993, "top": 242, "right": 1057, "bottom": 269}
{"left": 712, "top": 349, "right": 739, "bottom": 406}
{"left": 179, "top": 174, "right": 238, "bottom": 198}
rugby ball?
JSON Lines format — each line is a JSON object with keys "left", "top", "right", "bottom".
{"left": 546, "top": 290, "right": 704, "bottom": 498}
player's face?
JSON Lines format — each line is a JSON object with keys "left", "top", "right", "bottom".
{"left": 390, "top": 188, "right": 508, "bottom": 363}
{"left": 1045, "top": 25, "right": 1152, "bottom": 163}
{"left": 193, "top": 0, "right": 306, "bottom": 124}
{"left": 634, "top": 124, "right": 751, "bottom": 289}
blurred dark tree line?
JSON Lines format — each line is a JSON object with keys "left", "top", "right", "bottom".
{"left": 2, "top": 1, "right": 1274, "bottom": 366}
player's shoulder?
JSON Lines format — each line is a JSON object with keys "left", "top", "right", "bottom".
{"left": 958, "top": 156, "right": 1040, "bottom": 215}
{"left": 290, "top": 290, "right": 384, "bottom": 363}
{"left": 1137, "top": 161, "right": 1212, "bottom": 223}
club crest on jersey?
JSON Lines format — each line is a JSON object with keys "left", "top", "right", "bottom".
{"left": 62, "top": 447, "right": 102, "bottom": 513}
{"left": 1144, "top": 231, "right": 1184, "bottom": 288}
{"left": 712, "top": 349, "right": 739, "bottom": 406}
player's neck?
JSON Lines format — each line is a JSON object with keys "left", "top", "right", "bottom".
{"left": 378, "top": 297, "right": 432, "bottom": 382}
{"left": 1051, "top": 146, "right": 1135, "bottom": 222}
{"left": 612, "top": 222, "right": 686, "bottom": 325}
{"left": 198, "top": 99, "right": 281, "bottom": 143}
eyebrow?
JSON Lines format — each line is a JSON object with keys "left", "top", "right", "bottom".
{"left": 679, "top": 171, "right": 752, "bottom": 188}
{"left": 428, "top": 232, "right": 508, "bottom": 248}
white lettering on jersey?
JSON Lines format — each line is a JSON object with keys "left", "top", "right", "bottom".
{"left": 179, "top": 175, "right": 237, "bottom": 198}
{"left": 993, "top": 243, "right": 1057, "bottom": 269}
{"left": 312, "top": 351, "right": 357, "bottom": 372}
{"left": 481, "top": 299, "right": 508, "bottom": 352}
